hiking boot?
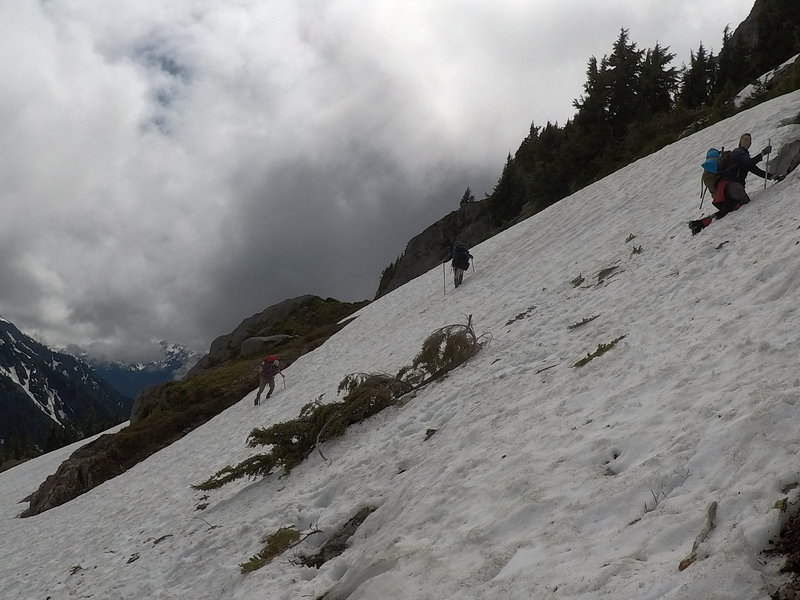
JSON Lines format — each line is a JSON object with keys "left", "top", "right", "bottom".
{"left": 688, "top": 220, "right": 703, "bottom": 235}
{"left": 254, "top": 397, "right": 260, "bottom": 406}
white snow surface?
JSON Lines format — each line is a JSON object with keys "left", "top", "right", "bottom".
{"left": 3, "top": 91, "right": 800, "bottom": 599}
{"left": 735, "top": 53, "right": 800, "bottom": 108}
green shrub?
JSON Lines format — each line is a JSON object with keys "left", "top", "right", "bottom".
{"left": 240, "top": 526, "right": 301, "bottom": 573}
{"left": 573, "top": 336, "right": 626, "bottom": 368}
{"left": 194, "top": 317, "right": 484, "bottom": 491}
{"left": 411, "top": 315, "right": 482, "bottom": 382}
{"left": 567, "top": 315, "right": 600, "bottom": 330}
{"left": 194, "top": 376, "right": 411, "bottom": 490}
{"left": 596, "top": 265, "right": 619, "bottom": 284}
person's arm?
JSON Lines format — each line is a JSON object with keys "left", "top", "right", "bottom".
{"left": 733, "top": 148, "right": 767, "bottom": 178}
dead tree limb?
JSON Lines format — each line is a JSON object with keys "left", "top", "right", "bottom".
{"left": 678, "top": 501, "right": 717, "bottom": 571}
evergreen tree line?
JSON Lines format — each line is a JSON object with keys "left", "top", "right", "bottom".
{"left": 486, "top": 17, "right": 800, "bottom": 227}
{"left": 0, "top": 416, "right": 116, "bottom": 470}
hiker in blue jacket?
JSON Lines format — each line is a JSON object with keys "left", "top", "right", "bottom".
{"left": 448, "top": 241, "right": 473, "bottom": 288}
{"left": 689, "top": 133, "right": 782, "bottom": 235}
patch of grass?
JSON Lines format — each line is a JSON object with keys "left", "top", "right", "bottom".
{"left": 567, "top": 315, "right": 600, "bottom": 330}
{"left": 240, "top": 526, "right": 301, "bottom": 574}
{"left": 570, "top": 274, "right": 585, "bottom": 288}
{"left": 271, "top": 297, "right": 368, "bottom": 339}
{"left": 573, "top": 336, "right": 626, "bottom": 368}
{"left": 153, "top": 534, "right": 173, "bottom": 545}
{"left": 505, "top": 306, "right": 536, "bottom": 326}
{"left": 596, "top": 265, "right": 620, "bottom": 284}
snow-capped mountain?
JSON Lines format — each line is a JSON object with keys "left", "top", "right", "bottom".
{"left": 81, "top": 341, "right": 203, "bottom": 399}
{"left": 0, "top": 317, "right": 131, "bottom": 456}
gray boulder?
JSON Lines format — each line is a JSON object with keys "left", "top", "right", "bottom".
{"left": 189, "top": 295, "right": 316, "bottom": 374}
{"left": 240, "top": 335, "right": 297, "bottom": 358}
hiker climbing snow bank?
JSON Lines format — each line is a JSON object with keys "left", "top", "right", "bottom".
{"left": 689, "top": 133, "right": 784, "bottom": 235}
{"left": 447, "top": 242, "right": 473, "bottom": 288}
{"left": 254, "top": 355, "right": 283, "bottom": 405}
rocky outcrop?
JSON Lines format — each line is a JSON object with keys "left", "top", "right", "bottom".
{"left": 729, "top": 1, "right": 760, "bottom": 49}
{"left": 727, "top": 0, "right": 800, "bottom": 75}
{"left": 188, "top": 295, "right": 316, "bottom": 373}
{"left": 20, "top": 433, "right": 130, "bottom": 517}
{"left": 129, "top": 381, "right": 169, "bottom": 424}
{"left": 375, "top": 199, "right": 494, "bottom": 299}
{"left": 240, "top": 335, "right": 298, "bottom": 358}
{"left": 22, "top": 295, "right": 368, "bottom": 516}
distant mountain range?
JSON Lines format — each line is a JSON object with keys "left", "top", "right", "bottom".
{"left": 0, "top": 317, "right": 132, "bottom": 460}
{"left": 0, "top": 317, "right": 202, "bottom": 467}
{"left": 78, "top": 340, "right": 204, "bottom": 399}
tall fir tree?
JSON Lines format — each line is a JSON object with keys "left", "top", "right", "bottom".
{"left": 679, "top": 43, "right": 716, "bottom": 109}
{"left": 605, "top": 28, "right": 644, "bottom": 137}
{"left": 639, "top": 43, "right": 678, "bottom": 115}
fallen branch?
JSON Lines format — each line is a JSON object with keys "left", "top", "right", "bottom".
{"left": 678, "top": 501, "right": 717, "bottom": 571}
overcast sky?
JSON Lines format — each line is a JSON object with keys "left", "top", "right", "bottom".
{"left": 0, "top": 0, "right": 755, "bottom": 362}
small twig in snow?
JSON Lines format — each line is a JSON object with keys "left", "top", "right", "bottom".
{"left": 678, "top": 501, "right": 717, "bottom": 571}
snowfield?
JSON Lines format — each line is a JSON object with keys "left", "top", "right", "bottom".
{"left": 2, "top": 90, "right": 800, "bottom": 599}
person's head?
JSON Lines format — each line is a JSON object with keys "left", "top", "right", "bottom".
{"left": 739, "top": 133, "right": 752, "bottom": 149}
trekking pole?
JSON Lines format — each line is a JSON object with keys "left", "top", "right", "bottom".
{"left": 765, "top": 138, "right": 771, "bottom": 190}
{"left": 281, "top": 373, "right": 286, "bottom": 389}
{"left": 442, "top": 262, "right": 446, "bottom": 294}
{"left": 699, "top": 178, "right": 705, "bottom": 211}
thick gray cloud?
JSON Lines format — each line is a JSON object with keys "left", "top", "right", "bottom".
{"left": 0, "top": 0, "right": 754, "bottom": 361}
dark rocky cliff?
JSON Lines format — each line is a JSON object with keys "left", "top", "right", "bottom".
{"left": 375, "top": 199, "right": 494, "bottom": 299}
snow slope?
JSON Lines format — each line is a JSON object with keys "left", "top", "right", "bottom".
{"left": 2, "top": 90, "right": 800, "bottom": 599}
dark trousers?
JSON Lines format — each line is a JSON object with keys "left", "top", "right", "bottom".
{"left": 714, "top": 181, "right": 750, "bottom": 218}
{"left": 694, "top": 180, "right": 750, "bottom": 231}
{"left": 256, "top": 376, "right": 274, "bottom": 402}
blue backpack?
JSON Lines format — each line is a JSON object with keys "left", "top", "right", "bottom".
{"left": 700, "top": 147, "right": 732, "bottom": 206}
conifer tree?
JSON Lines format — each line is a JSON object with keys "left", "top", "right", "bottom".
{"left": 639, "top": 44, "right": 678, "bottom": 115}
{"left": 459, "top": 187, "right": 475, "bottom": 206}
{"left": 679, "top": 43, "right": 716, "bottom": 109}
{"left": 488, "top": 153, "right": 527, "bottom": 225}
{"left": 573, "top": 55, "right": 609, "bottom": 129}
{"left": 529, "top": 121, "right": 569, "bottom": 211}
{"left": 713, "top": 26, "right": 748, "bottom": 97}
{"left": 605, "top": 28, "right": 644, "bottom": 137}
{"left": 570, "top": 55, "right": 613, "bottom": 180}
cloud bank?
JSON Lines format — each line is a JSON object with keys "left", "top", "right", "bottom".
{"left": 0, "top": 0, "right": 753, "bottom": 360}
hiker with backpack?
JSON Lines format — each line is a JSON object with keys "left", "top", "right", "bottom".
{"left": 689, "top": 133, "right": 784, "bottom": 235}
{"left": 254, "top": 355, "right": 283, "bottom": 405}
{"left": 447, "top": 241, "right": 473, "bottom": 288}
